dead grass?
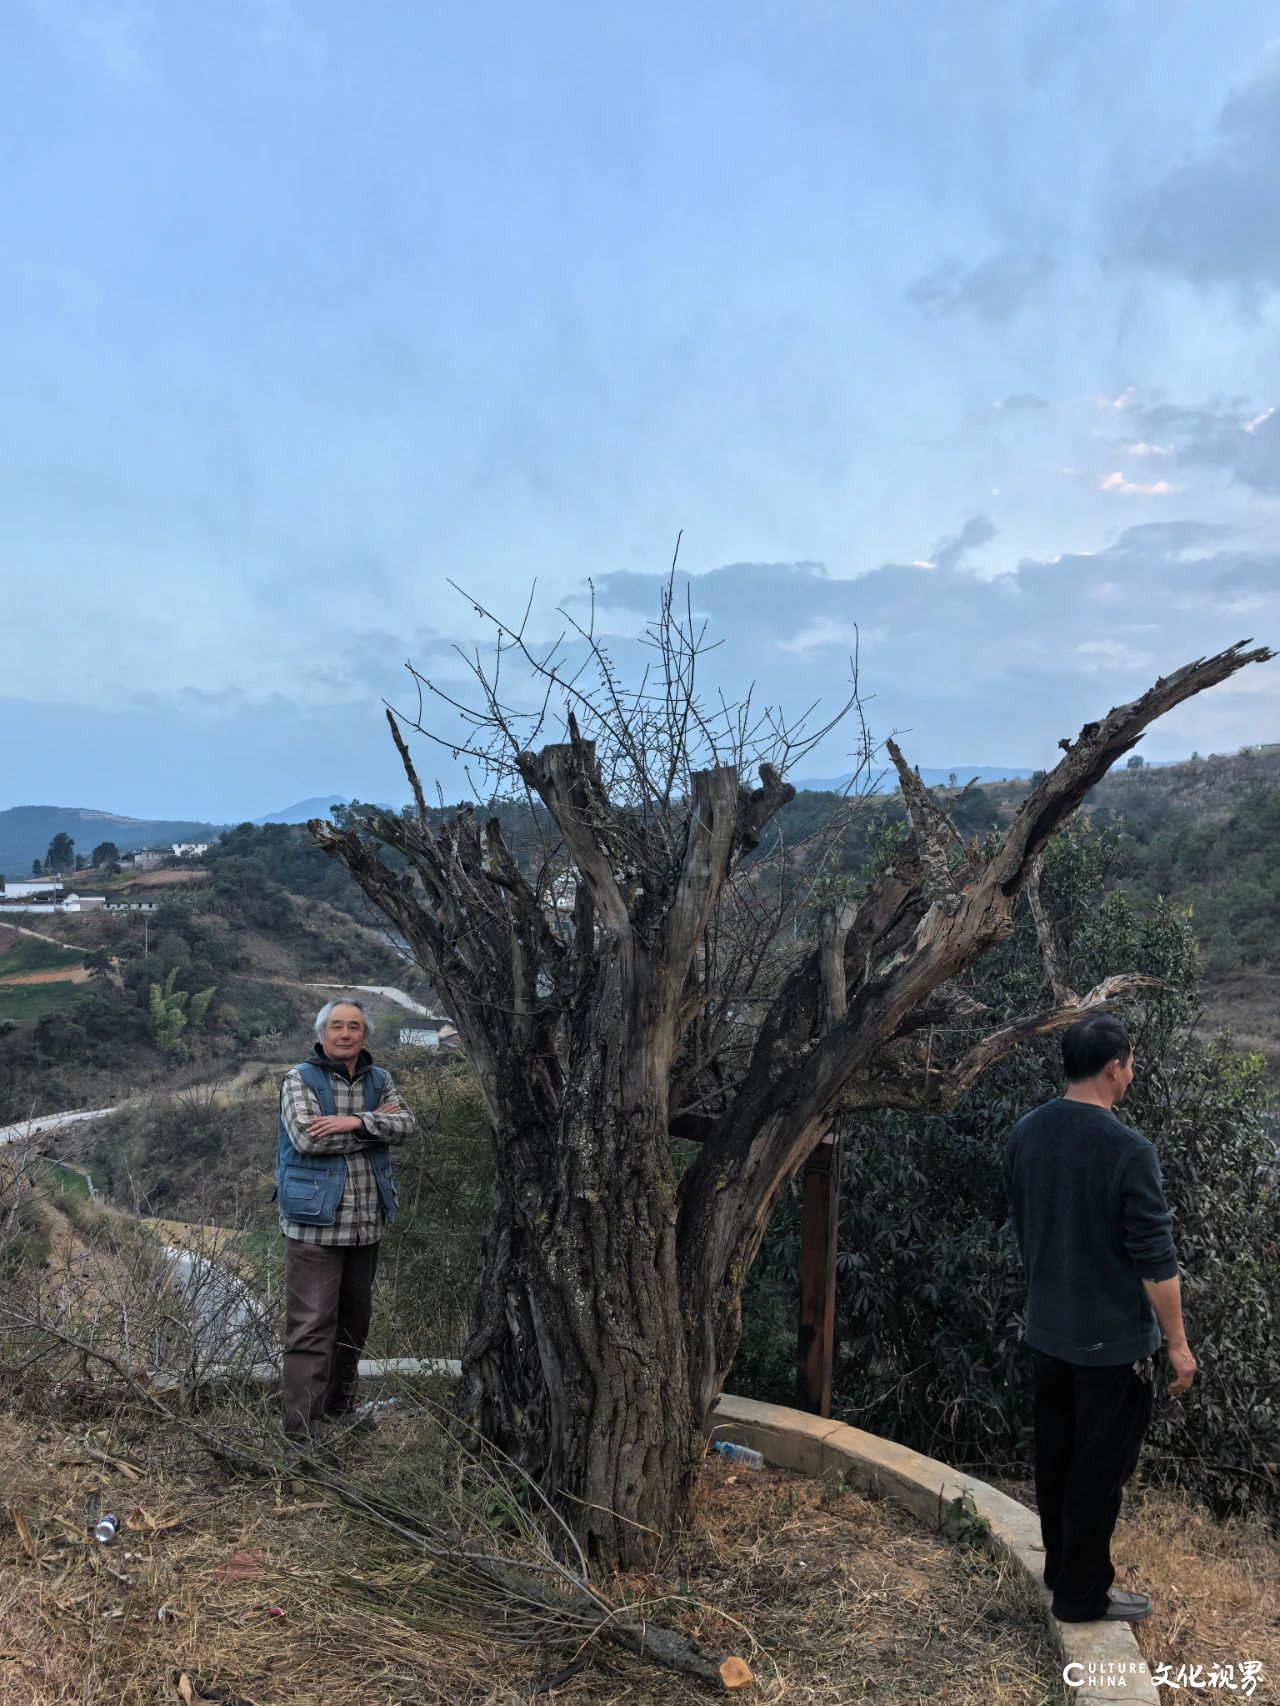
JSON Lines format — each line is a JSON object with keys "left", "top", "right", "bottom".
{"left": 994, "top": 1475, "right": 1280, "bottom": 1701}
{"left": 1119, "top": 1484, "right": 1280, "bottom": 1696}
{"left": 0, "top": 1398, "right": 1060, "bottom": 1706}
{"left": 0, "top": 965, "right": 90, "bottom": 986}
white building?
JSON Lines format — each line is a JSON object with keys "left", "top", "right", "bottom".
{"left": 127, "top": 850, "right": 166, "bottom": 871}
{"left": 400, "top": 1025, "right": 442, "bottom": 1048}
{"left": 61, "top": 894, "right": 106, "bottom": 912}
{"left": 398, "top": 1020, "right": 460, "bottom": 1050}
{"left": 0, "top": 878, "right": 64, "bottom": 901}
{"left": 172, "top": 842, "right": 209, "bottom": 858}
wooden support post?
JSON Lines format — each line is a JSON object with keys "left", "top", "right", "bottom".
{"left": 795, "top": 1130, "right": 842, "bottom": 1417}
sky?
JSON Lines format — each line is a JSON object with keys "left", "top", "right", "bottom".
{"left": 2, "top": 0, "right": 1278, "bottom": 822}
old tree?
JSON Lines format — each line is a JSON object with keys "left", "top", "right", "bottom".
{"left": 312, "top": 596, "right": 1271, "bottom": 1569}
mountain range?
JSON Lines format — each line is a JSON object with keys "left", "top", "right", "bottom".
{"left": 0, "top": 794, "right": 352, "bottom": 875}
{"left": 0, "top": 806, "right": 225, "bottom": 878}
{"left": 252, "top": 795, "right": 351, "bottom": 826}
{"left": 5, "top": 759, "right": 1173, "bottom": 873}
{"left": 794, "top": 764, "right": 1037, "bottom": 793}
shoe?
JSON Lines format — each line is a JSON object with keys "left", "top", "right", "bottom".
{"left": 323, "top": 1403, "right": 379, "bottom": 1434}
{"left": 281, "top": 1438, "right": 313, "bottom": 1474}
{"left": 1104, "top": 1589, "right": 1151, "bottom": 1622}
{"left": 1055, "top": 1588, "right": 1151, "bottom": 1624}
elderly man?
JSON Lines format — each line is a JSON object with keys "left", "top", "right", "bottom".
{"left": 1003, "top": 1013, "right": 1195, "bottom": 1626}
{"left": 276, "top": 997, "right": 416, "bottom": 1439}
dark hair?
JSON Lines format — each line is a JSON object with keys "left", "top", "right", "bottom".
{"left": 1062, "top": 1014, "right": 1131, "bottom": 1081}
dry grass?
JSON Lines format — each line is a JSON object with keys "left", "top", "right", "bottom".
{"left": 994, "top": 1476, "right": 1280, "bottom": 1702}
{"left": 0, "top": 1397, "right": 1060, "bottom": 1706}
{"left": 1119, "top": 1485, "right": 1280, "bottom": 1696}
{"left": 0, "top": 965, "right": 90, "bottom": 986}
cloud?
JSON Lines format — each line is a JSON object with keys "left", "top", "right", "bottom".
{"left": 582, "top": 527, "right": 1278, "bottom": 771}
{"left": 1111, "top": 520, "right": 1235, "bottom": 555}
{"left": 1097, "top": 472, "right": 1179, "bottom": 496}
{"left": 1111, "top": 394, "right": 1280, "bottom": 494}
{"left": 1119, "top": 51, "right": 1280, "bottom": 292}
{"left": 907, "top": 249, "right": 1054, "bottom": 323}
{"left": 876, "top": 514, "right": 999, "bottom": 579}
{"left": 931, "top": 514, "right": 999, "bottom": 573}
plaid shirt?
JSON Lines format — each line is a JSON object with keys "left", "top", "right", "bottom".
{"left": 279, "top": 1048, "right": 416, "bottom": 1247}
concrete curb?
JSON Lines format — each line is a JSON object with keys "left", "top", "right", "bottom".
{"left": 708, "top": 1394, "right": 1158, "bottom": 1704}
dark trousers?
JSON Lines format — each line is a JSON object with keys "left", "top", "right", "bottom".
{"left": 1033, "top": 1349, "right": 1153, "bottom": 1621}
{"left": 281, "top": 1239, "right": 380, "bottom": 1434}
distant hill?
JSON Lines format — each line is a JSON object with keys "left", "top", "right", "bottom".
{"left": 795, "top": 764, "right": 1036, "bottom": 793}
{"left": 0, "top": 805, "right": 223, "bottom": 877}
{"left": 795, "top": 756, "right": 1187, "bottom": 794}
{"left": 253, "top": 794, "right": 351, "bottom": 826}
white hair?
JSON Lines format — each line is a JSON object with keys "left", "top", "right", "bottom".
{"left": 314, "top": 997, "right": 374, "bottom": 1042}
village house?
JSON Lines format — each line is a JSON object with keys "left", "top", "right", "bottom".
{"left": 0, "top": 877, "right": 64, "bottom": 903}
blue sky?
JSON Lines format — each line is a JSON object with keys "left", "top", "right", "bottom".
{"left": 2, "top": 1, "right": 1278, "bottom": 821}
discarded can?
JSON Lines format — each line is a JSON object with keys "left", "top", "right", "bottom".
{"left": 92, "top": 1514, "right": 120, "bottom": 1545}
{"left": 356, "top": 1398, "right": 397, "bottom": 1418}
{"left": 711, "top": 1440, "right": 765, "bottom": 1470}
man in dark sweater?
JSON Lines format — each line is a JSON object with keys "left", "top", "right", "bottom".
{"left": 1003, "top": 1013, "right": 1196, "bottom": 1624}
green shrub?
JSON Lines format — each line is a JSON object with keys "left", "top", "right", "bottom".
{"left": 740, "top": 824, "right": 1280, "bottom": 1526}
{"left": 0, "top": 1193, "right": 50, "bottom": 1280}
{"left": 370, "top": 1057, "right": 494, "bottom": 1359}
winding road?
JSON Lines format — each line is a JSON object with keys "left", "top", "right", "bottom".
{"left": 0, "top": 1106, "right": 119, "bottom": 1148}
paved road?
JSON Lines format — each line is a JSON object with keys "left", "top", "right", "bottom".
{"left": 0, "top": 1106, "right": 118, "bottom": 1148}
{"left": 307, "top": 982, "right": 439, "bottom": 1016}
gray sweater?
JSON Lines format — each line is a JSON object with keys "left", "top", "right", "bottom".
{"left": 1002, "top": 1098, "right": 1180, "bottom": 1367}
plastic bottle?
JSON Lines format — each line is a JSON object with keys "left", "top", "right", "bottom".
{"left": 93, "top": 1514, "right": 120, "bottom": 1544}
{"left": 711, "top": 1439, "right": 765, "bottom": 1469}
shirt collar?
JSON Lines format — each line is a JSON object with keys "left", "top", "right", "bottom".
{"left": 312, "top": 1042, "right": 373, "bottom": 1080}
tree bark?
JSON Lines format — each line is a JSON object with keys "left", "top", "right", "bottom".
{"left": 458, "top": 963, "right": 697, "bottom": 1567}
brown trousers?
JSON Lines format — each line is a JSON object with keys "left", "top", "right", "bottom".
{"left": 281, "top": 1239, "right": 379, "bottom": 1434}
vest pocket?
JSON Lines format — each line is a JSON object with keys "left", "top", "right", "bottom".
{"left": 279, "top": 1166, "right": 333, "bottom": 1224}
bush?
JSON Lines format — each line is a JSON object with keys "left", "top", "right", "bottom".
{"left": 740, "top": 824, "right": 1280, "bottom": 1526}
{"left": 370, "top": 1057, "right": 494, "bottom": 1359}
{"left": 0, "top": 1192, "right": 51, "bottom": 1280}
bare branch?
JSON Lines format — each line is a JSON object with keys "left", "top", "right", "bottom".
{"left": 386, "top": 707, "right": 429, "bottom": 823}
{"left": 840, "top": 973, "right": 1162, "bottom": 1113}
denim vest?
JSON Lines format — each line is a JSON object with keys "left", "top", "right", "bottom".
{"left": 275, "top": 1060, "right": 398, "bottom": 1228}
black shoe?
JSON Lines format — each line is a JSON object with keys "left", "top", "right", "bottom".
{"left": 323, "top": 1403, "right": 379, "bottom": 1434}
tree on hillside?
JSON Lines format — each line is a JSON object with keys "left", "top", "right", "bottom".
{"left": 91, "top": 841, "right": 120, "bottom": 867}
{"left": 311, "top": 591, "right": 1271, "bottom": 1569}
{"left": 45, "top": 832, "right": 75, "bottom": 873}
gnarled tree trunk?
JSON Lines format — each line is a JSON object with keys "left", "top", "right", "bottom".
{"left": 313, "top": 636, "right": 1271, "bottom": 1568}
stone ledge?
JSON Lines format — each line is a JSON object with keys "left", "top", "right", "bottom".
{"left": 709, "top": 1392, "right": 1159, "bottom": 1704}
